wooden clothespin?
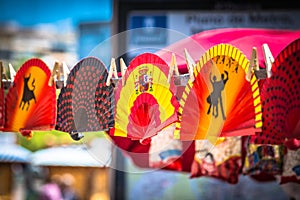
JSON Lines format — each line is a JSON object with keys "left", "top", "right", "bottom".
{"left": 106, "top": 58, "right": 118, "bottom": 86}
{"left": 0, "top": 61, "right": 10, "bottom": 89}
{"left": 120, "top": 58, "right": 127, "bottom": 86}
{"left": 8, "top": 63, "right": 16, "bottom": 82}
{"left": 48, "top": 61, "right": 60, "bottom": 87}
{"left": 184, "top": 48, "right": 195, "bottom": 82}
{"left": 0, "top": 61, "right": 3, "bottom": 88}
{"left": 61, "top": 62, "right": 70, "bottom": 87}
{"left": 246, "top": 47, "right": 258, "bottom": 81}
{"left": 262, "top": 43, "right": 274, "bottom": 78}
{"left": 168, "top": 53, "right": 179, "bottom": 83}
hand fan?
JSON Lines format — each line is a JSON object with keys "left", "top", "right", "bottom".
{"left": 175, "top": 44, "right": 262, "bottom": 143}
{"left": 251, "top": 39, "right": 300, "bottom": 145}
{"left": 112, "top": 53, "right": 179, "bottom": 143}
{"left": 190, "top": 137, "right": 242, "bottom": 184}
{"left": 55, "top": 57, "right": 114, "bottom": 140}
{"left": 4, "top": 58, "right": 56, "bottom": 138}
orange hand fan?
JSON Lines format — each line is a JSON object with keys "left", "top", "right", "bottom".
{"left": 55, "top": 57, "right": 114, "bottom": 140}
{"left": 4, "top": 58, "right": 56, "bottom": 137}
{"left": 112, "top": 53, "right": 179, "bottom": 143}
{"left": 175, "top": 44, "right": 262, "bottom": 142}
{"left": 251, "top": 39, "right": 300, "bottom": 145}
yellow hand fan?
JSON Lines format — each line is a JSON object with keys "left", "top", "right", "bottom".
{"left": 112, "top": 53, "right": 179, "bottom": 143}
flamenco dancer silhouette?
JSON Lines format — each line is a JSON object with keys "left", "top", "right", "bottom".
{"left": 207, "top": 70, "right": 229, "bottom": 120}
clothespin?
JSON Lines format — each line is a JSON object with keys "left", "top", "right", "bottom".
{"left": 167, "top": 53, "right": 179, "bottom": 83}
{"left": 246, "top": 47, "right": 258, "bottom": 81}
{"left": 184, "top": 48, "right": 195, "bottom": 82}
{"left": 106, "top": 58, "right": 118, "bottom": 86}
{"left": 262, "top": 43, "right": 274, "bottom": 78}
{"left": 0, "top": 61, "right": 3, "bottom": 88}
{"left": 8, "top": 63, "right": 16, "bottom": 82}
{"left": 120, "top": 58, "right": 127, "bottom": 86}
{"left": 0, "top": 61, "right": 10, "bottom": 89}
{"left": 61, "top": 62, "right": 70, "bottom": 87}
{"left": 48, "top": 61, "right": 60, "bottom": 87}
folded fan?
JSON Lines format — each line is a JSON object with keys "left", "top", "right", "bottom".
{"left": 4, "top": 58, "right": 56, "bottom": 138}
{"left": 175, "top": 44, "right": 262, "bottom": 143}
{"left": 112, "top": 53, "right": 179, "bottom": 143}
{"left": 251, "top": 39, "right": 300, "bottom": 145}
{"left": 55, "top": 57, "right": 114, "bottom": 140}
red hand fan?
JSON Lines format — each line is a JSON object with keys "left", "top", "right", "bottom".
{"left": 4, "top": 58, "right": 56, "bottom": 137}
{"left": 112, "top": 53, "right": 179, "bottom": 143}
{"left": 175, "top": 44, "right": 262, "bottom": 142}
{"left": 252, "top": 39, "right": 300, "bottom": 145}
{"left": 56, "top": 57, "right": 114, "bottom": 140}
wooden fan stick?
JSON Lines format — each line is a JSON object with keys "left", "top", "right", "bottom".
{"left": 106, "top": 58, "right": 118, "bottom": 86}
{"left": 167, "top": 53, "right": 180, "bottom": 83}
{"left": 246, "top": 47, "right": 258, "bottom": 81}
{"left": 262, "top": 43, "right": 274, "bottom": 78}
{"left": 120, "top": 58, "right": 127, "bottom": 86}
{"left": 184, "top": 48, "right": 195, "bottom": 82}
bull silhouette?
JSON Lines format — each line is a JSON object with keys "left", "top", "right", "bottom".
{"left": 19, "top": 73, "right": 36, "bottom": 111}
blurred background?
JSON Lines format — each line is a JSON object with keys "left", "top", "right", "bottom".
{"left": 0, "top": 0, "right": 300, "bottom": 199}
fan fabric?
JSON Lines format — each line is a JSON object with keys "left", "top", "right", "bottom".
{"left": 56, "top": 57, "right": 114, "bottom": 135}
{"left": 190, "top": 137, "right": 242, "bottom": 184}
{"left": 112, "top": 53, "right": 179, "bottom": 142}
{"left": 251, "top": 39, "right": 300, "bottom": 145}
{"left": 4, "top": 58, "right": 56, "bottom": 137}
{"left": 175, "top": 44, "right": 261, "bottom": 143}
{"left": 157, "top": 28, "right": 300, "bottom": 73}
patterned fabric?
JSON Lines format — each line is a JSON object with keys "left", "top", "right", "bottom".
{"left": 190, "top": 137, "right": 242, "bottom": 184}
{"left": 149, "top": 124, "right": 182, "bottom": 170}
{"left": 243, "top": 140, "right": 285, "bottom": 176}
{"left": 280, "top": 148, "right": 300, "bottom": 184}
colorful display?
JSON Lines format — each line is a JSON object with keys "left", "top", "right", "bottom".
{"left": 4, "top": 58, "right": 56, "bottom": 137}
{"left": 55, "top": 57, "right": 114, "bottom": 139}
{"left": 175, "top": 44, "right": 262, "bottom": 142}
{"left": 112, "top": 53, "right": 179, "bottom": 143}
